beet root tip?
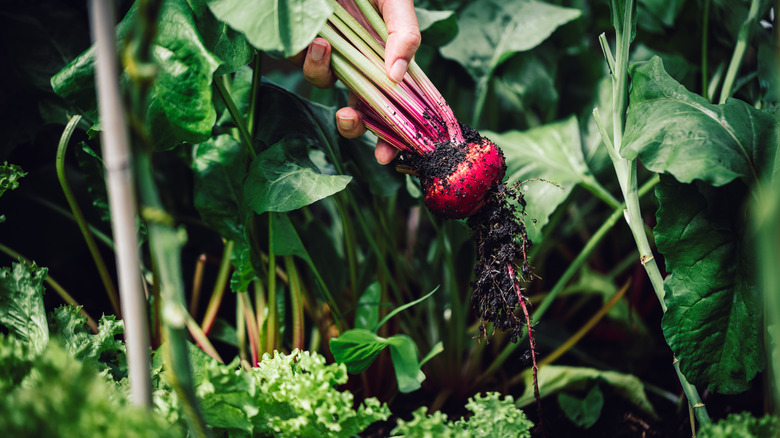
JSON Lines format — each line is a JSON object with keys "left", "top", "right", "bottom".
{"left": 422, "top": 138, "right": 506, "bottom": 219}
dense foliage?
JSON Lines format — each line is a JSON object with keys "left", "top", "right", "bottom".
{"left": 0, "top": 0, "right": 778, "bottom": 436}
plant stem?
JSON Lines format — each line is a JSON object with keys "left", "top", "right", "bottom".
{"left": 285, "top": 256, "right": 304, "bottom": 350}
{"left": 508, "top": 263, "right": 544, "bottom": 437}
{"left": 214, "top": 77, "right": 256, "bottom": 158}
{"left": 201, "top": 240, "right": 233, "bottom": 334}
{"left": 719, "top": 0, "right": 760, "bottom": 104}
{"left": 701, "top": 0, "right": 711, "bottom": 99}
{"left": 601, "top": 0, "right": 710, "bottom": 424}
{"left": 189, "top": 253, "right": 206, "bottom": 317}
{"left": 266, "top": 213, "right": 277, "bottom": 353}
{"left": 88, "top": 0, "right": 152, "bottom": 407}
{"left": 540, "top": 280, "right": 629, "bottom": 367}
{"left": 57, "top": 115, "right": 122, "bottom": 317}
{"left": 26, "top": 194, "right": 115, "bottom": 249}
{"left": 185, "top": 312, "right": 224, "bottom": 364}
{"left": 0, "top": 242, "right": 98, "bottom": 333}
{"left": 239, "top": 291, "right": 260, "bottom": 366}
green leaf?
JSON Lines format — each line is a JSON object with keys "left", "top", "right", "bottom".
{"left": 206, "top": 0, "right": 333, "bottom": 57}
{"left": 386, "top": 335, "right": 425, "bottom": 393}
{"left": 229, "top": 242, "right": 259, "bottom": 293}
{"left": 416, "top": 8, "right": 458, "bottom": 47}
{"left": 698, "top": 413, "right": 780, "bottom": 438}
{"left": 192, "top": 134, "right": 248, "bottom": 242}
{"left": 270, "top": 213, "right": 308, "bottom": 259}
{"left": 329, "top": 328, "right": 388, "bottom": 374}
{"left": 517, "top": 365, "right": 657, "bottom": 419}
{"left": 244, "top": 139, "right": 351, "bottom": 214}
{"left": 151, "top": 0, "right": 221, "bottom": 146}
{"left": 486, "top": 116, "right": 590, "bottom": 243}
{"left": 440, "top": 0, "right": 581, "bottom": 82}
{"left": 622, "top": 57, "right": 779, "bottom": 187}
{"left": 656, "top": 177, "right": 763, "bottom": 394}
{"left": 51, "top": 306, "right": 125, "bottom": 373}
{"left": 51, "top": 0, "right": 221, "bottom": 148}
{"left": 0, "top": 340, "right": 179, "bottom": 437}
{"left": 457, "top": 392, "right": 533, "bottom": 437}
{"left": 188, "top": 0, "right": 255, "bottom": 76}
{"left": 557, "top": 385, "right": 604, "bottom": 429}
{"left": 0, "top": 263, "right": 49, "bottom": 354}
{"left": 0, "top": 162, "right": 26, "bottom": 197}
{"left": 355, "top": 282, "right": 381, "bottom": 330}
{"left": 254, "top": 81, "right": 345, "bottom": 167}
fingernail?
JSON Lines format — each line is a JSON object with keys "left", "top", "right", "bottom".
{"left": 337, "top": 115, "right": 355, "bottom": 131}
{"left": 389, "top": 59, "right": 408, "bottom": 83}
{"left": 310, "top": 41, "right": 326, "bottom": 62}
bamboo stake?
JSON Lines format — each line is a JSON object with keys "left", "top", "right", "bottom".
{"left": 88, "top": 0, "right": 152, "bottom": 407}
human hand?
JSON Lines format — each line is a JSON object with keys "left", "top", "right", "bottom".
{"left": 295, "top": 0, "right": 421, "bottom": 164}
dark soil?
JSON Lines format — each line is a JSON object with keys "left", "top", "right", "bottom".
{"left": 397, "top": 125, "right": 533, "bottom": 342}
{"left": 466, "top": 182, "right": 532, "bottom": 342}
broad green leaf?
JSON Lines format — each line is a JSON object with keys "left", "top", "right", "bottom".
{"left": 0, "top": 263, "right": 49, "bottom": 354}
{"left": 416, "top": 8, "right": 457, "bottom": 46}
{"left": 440, "top": 0, "right": 581, "bottom": 82}
{"left": 656, "top": 177, "right": 763, "bottom": 394}
{"left": 493, "top": 55, "right": 559, "bottom": 129}
{"left": 330, "top": 329, "right": 426, "bottom": 393}
{"left": 329, "top": 328, "right": 388, "bottom": 374}
{"left": 254, "top": 81, "right": 345, "bottom": 166}
{"left": 622, "top": 57, "right": 778, "bottom": 186}
{"left": 51, "top": 0, "right": 221, "bottom": 148}
{"left": 557, "top": 385, "right": 604, "bottom": 429}
{"left": 206, "top": 0, "right": 333, "bottom": 57}
{"left": 188, "top": 0, "right": 255, "bottom": 75}
{"left": 244, "top": 139, "right": 351, "bottom": 214}
{"left": 386, "top": 335, "right": 425, "bottom": 393}
{"left": 192, "top": 134, "right": 248, "bottom": 242}
{"left": 517, "top": 365, "right": 657, "bottom": 419}
{"left": 151, "top": 0, "right": 221, "bottom": 146}
{"left": 355, "top": 282, "right": 381, "bottom": 330}
{"left": 486, "top": 116, "right": 590, "bottom": 243}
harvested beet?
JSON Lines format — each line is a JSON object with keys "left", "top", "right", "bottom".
{"left": 320, "top": 0, "right": 534, "bottom": 341}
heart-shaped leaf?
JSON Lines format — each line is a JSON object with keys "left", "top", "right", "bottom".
{"left": 622, "top": 57, "right": 778, "bottom": 187}
{"left": 656, "top": 176, "right": 764, "bottom": 394}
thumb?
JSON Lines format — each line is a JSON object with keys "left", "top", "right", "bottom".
{"left": 378, "top": 0, "right": 421, "bottom": 83}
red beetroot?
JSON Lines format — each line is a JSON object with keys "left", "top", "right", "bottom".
{"left": 321, "top": 0, "right": 533, "bottom": 343}
{"left": 421, "top": 139, "right": 506, "bottom": 219}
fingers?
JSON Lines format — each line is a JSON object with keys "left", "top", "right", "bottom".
{"left": 337, "top": 107, "right": 398, "bottom": 165}
{"left": 335, "top": 106, "right": 367, "bottom": 139}
{"left": 375, "top": 140, "right": 399, "bottom": 165}
{"left": 377, "top": 0, "right": 421, "bottom": 83}
{"left": 302, "top": 38, "right": 337, "bottom": 89}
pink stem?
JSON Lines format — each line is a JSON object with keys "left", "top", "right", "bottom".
{"left": 507, "top": 263, "right": 545, "bottom": 437}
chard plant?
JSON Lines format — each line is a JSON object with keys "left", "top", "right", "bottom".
{"left": 1, "top": 0, "right": 778, "bottom": 436}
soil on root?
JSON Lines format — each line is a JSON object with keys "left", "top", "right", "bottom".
{"left": 466, "top": 183, "right": 532, "bottom": 342}
{"left": 397, "top": 124, "right": 533, "bottom": 341}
